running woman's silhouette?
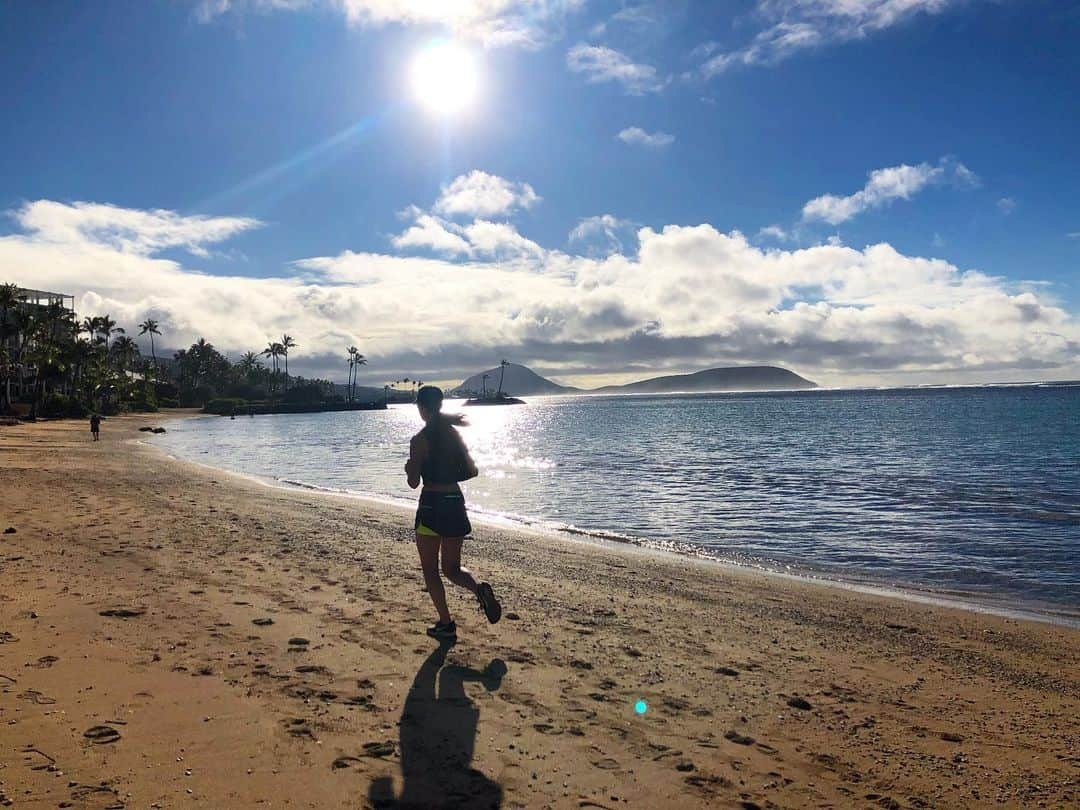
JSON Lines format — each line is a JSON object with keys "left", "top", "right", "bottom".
{"left": 405, "top": 386, "right": 501, "bottom": 639}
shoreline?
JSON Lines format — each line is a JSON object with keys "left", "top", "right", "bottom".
{"left": 149, "top": 412, "right": 1080, "bottom": 629}
{"left": 3, "top": 415, "right": 1077, "bottom": 809}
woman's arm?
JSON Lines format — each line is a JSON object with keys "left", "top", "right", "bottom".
{"left": 456, "top": 431, "right": 479, "bottom": 480}
{"left": 405, "top": 434, "right": 425, "bottom": 489}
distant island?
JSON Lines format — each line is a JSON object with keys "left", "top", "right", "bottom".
{"left": 452, "top": 363, "right": 816, "bottom": 397}
{"left": 454, "top": 364, "right": 581, "bottom": 397}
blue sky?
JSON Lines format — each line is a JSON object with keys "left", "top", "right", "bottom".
{"left": 2, "top": 1, "right": 1078, "bottom": 387}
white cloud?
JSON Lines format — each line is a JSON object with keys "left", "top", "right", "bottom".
{"left": 568, "top": 214, "right": 634, "bottom": 254}
{"left": 432, "top": 170, "right": 540, "bottom": 219}
{"left": 4, "top": 197, "right": 1076, "bottom": 386}
{"left": 756, "top": 224, "right": 790, "bottom": 242}
{"left": 997, "top": 197, "right": 1016, "bottom": 215}
{"left": 391, "top": 175, "right": 544, "bottom": 259}
{"left": 566, "top": 44, "right": 665, "bottom": 95}
{"left": 12, "top": 200, "right": 261, "bottom": 258}
{"left": 702, "top": 0, "right": 962, "bottom": 75}
{"left": 616, "top": 127, "right": 675, "bottom": 148}
{"left": 197, "top": 0, "right": 586, "bottom": 48}
{"left": 802, "top": 158, "right": 977, "bottom": 224}
{"left": 391, "top": 211, "right": 471, "bottom": 255}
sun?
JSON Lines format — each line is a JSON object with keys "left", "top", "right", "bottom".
{"left": 410, "top": 41, "right": 480, "bottom": 116}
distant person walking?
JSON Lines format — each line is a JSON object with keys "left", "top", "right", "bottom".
{"left": 89, "top": 413, "right": 102, "bottom": 441}
{"left": 406, "top": 385, "right": 501, "bottom": 639}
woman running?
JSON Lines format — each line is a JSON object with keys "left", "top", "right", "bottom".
{"left": 406, "top": 385, "right": 501, "bottom": 639}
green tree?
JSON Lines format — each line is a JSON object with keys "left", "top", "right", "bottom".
{"left": 138, "top": 318, "right": 161, "bottom": 380}
{"left": 279, "top": 334, "right": 297, "bottom": 389}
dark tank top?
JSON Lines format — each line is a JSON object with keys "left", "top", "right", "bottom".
{"left": 420, "top": 420, "right": 468, "bottom": 486}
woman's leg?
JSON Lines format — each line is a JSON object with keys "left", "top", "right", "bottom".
{"left": 416, "top": 534, "right": 452, "bottom": 624}
{"left": 439, "top": 537, "right": 479, "bottom": 594}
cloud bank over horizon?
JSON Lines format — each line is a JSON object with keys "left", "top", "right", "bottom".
{"left": 3, "top": 174, "right": 1077, "bottom": 388}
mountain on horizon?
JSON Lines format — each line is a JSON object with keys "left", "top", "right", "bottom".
{"left": 451, "top": 363, "right": 816, "bottom": 397}
{"left": 454, "top": 363, "right": 580, "bottom": 397}
{"left": 590, "top": 365, "right": 817, "bottom": 394}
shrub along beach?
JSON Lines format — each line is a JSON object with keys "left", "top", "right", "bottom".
{"left": 0, "top": 415, "right": 1076, "bottom": 808}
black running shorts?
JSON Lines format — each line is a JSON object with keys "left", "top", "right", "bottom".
{"left": 415, "top": 490, "right": 472, "bottom": 538}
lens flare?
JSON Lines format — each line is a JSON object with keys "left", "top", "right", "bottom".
{"left": 634, "top": 699, "right": 648, "bottom": 715}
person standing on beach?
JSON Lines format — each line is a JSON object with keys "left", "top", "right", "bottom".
{"left": 89, "top": 413, "right": 102, "bottom": 441}
{"left": 406, "top": 385, "right": 501, "bottom": 639}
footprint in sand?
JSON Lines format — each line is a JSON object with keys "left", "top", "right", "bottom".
{"left": 18, "top": 689, "right": 56, "bottom": 705}
{"left": 724, "top": 729, "right": 755, "bottom": 746}
{"left": 83, "top": 725, "right": 121, "bottom": 744}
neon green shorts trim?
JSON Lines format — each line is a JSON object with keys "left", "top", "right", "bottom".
{"left": 416, "top": 522, "right": 439, "bottom": 537}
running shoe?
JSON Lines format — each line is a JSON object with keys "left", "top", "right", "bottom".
{"left": 476, "top": 582, "right": 502, "bottom": 624}
{"left": 426, "top": 621, "right": 457, "bottom": 639}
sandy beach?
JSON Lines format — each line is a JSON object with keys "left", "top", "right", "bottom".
{"left": 1, "top": 415, "right": 1077, "bottom": 809}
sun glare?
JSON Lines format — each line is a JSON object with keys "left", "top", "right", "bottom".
{"left": 410, "top": 41, "right": 479, "bottom": 116}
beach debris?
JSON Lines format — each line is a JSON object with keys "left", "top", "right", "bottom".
{"left": 152, "top": 427, "right": 167, "bottom": 434}
{"left": 138, "top": 427, "right": 153, "bottom": 432}
{"left": 0, "top": 631, "right": 18, "bottom": 644}
{"left": 99, "top": 608, "right": 145, "bottom": 618}
{"left": 715, "top": 666, "right": 739, "bottom": 677}
{"left": 787, "top": 696, "right": 813, "bottom": 711}
{"left": 28, "top": 655, "right": 58, "bottom": 669}
{"left": 3, "top": 527, "right": 15, "bottom": 534}
{"left": 724, "top": 729, "right": 755, "bottom": 746}
{"left": 252, "top": 618, "right": 274, "bottom": 626}
{"left": 295, "top": 664, "right": 329, "bottom": 674}
{"left": 83, "top": 725, "right": 121, "bottom": 744}
{"left": 504, "top": 612, "right": 521, "bottom": 621}
{"left": 675, "top": 761, "right": 696, "bottom": 772}
{"left": 331, "top": 755, "right": 362, "bottom": 770}
{"left": 288, "top": 637, "right": 310, "bottom": 646}
{"left": 941, "top": 732, "right": 965, "bottom": 743}
{"left": 591, "top": 758, "right": 619, "bottom": 770}
{"left": 570, "top": 659, "right": 594, "bottom": 670}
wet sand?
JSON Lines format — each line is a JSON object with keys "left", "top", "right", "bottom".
{"left": 1, "top": 415, "right": 1077, "bottom": 809}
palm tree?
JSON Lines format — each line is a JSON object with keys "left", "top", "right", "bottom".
{"left": 97, "top": 315, "right": 123, "bottom": 348}
{"left": 262, "top": 342, "right": 283, "bottom": 394}
{"left": 138, "top": 318, "right": 161, "bottom": 380}
{"left": 280, "top": 334, "right": 296, "bottom": 389}
{"left": 80, "top": 316, "right": 99, "bottom": 343}
{"left": 346, "top": 346, "right": 358, "bottom": 402}
{"left": 497, "top": 359, "right": 510, "bottom": 395}
{"left": 238, "top": 351, "right": 261, "bottom": 384}
{"left": 112, "top": 335, "right": 139, "bottom": 378}
{"left": 352, "top": 352, "right": 366, "bottom": 402}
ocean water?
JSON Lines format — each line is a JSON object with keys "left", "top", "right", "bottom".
{"left": 153, "top": 386, "right": 1080, "bottom": 618}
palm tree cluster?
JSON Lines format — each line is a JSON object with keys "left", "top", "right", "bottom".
{"left": 1, "top": 281, "right": 364, "bottom": 416}
{"left": 0, "top": 284, "right": 155, "bottom": 417}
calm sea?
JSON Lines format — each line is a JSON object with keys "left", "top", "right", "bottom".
{"left": 153, "top": 386, "right": 1080, "bottom": 619}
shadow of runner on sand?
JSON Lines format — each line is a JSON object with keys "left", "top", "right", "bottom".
{"left": 368, "top": 638, "right": 507, "bottom": 809}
